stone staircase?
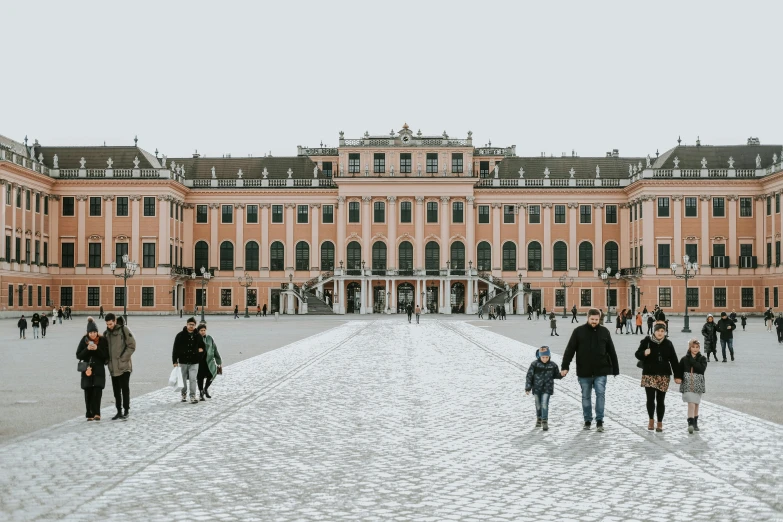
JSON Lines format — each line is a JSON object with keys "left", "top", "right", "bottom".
{"left": 304, "top": 291, "right": 335, "bottom": 315}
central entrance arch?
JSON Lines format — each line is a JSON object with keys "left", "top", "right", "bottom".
{"left": 397, "top": 282, "right": 414, "bottom": 312}
{"left": 346, "top": 282, "right": 361, "bottom": 313}
{"left": 451, "top": 282, "right": 465, "bottom": 313}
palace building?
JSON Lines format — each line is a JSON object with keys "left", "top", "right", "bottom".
{"left": 1, "top": 126, "right": 782, "bottom": 318}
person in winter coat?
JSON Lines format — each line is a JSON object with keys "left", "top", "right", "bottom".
{"left": 635, "top": 312, "right": 643, "bottom": 334}
{"left": 775, "top": 313, "right": 783, "bottom": 343}
{"left": 527, "top": 304, "right": 533, "bottom": 320}
{"left": 104, "top": 313, "right": 137, "bottom": 420}
{"left": 635, "top": 323, "right": 683, "bottom": 432}
{"left": 40, "top": 312, "right": 49, "bottom": 338}
{"left": 561, "top": 308, "right": 620, "bottom": 432}
{"left": 17, "top": 315, "right": 27, "bottom": 339}
{"left": 625, "top": 311, "right": 633, "bottom": 334}
{"left": 57, "top": 307, "right": 64, "bottom": 324}
{"left": 233, "top": 305, "right": 239, "bottom": 319}
{"left": 550, "top": 312, "right": 558, "bottom": 336}
{"left": 701, "top": 315, "right": 719, "bottom": 361}
{"left": 31, "top": 313, "right": 41, "bottom": 339}
{"left": 172, "top": 317, "right": 206, "bottom": 403}
{"left": 414, "top": 305, "right": 421, "bottom": 324}
{"left": 715, "top": 312, "right": 735, "bottom": 362}
{"left": 616, "top": 311, "right": 624, "bottom": 334}
{"left": 76, "top": 320, "right": 110, "bottom": 420}
{"left": 729, "top": 309, "right": 737, "bottom": 324}
{"left": 197, "top": 323, "right": 222, "bottom": 400}
{"left": 525, "top": 346, "right": 563, "bottom": 431}
{"left": 571, "top": 304, "right": 578, "bottom": 323}
{"left": 262, "top": 303, "right": 267, "bottom": 317}
{"left": 680, "top": 338, "right": 708, "bottom": 434}
{"left": 646, "top": 313, "right": 655, "bottom": 335}
{"left": 740, "top": 313, "right": 747, "bottom": 331}
{"left": 765, "top": 308, "right": 774, "bottom": 332}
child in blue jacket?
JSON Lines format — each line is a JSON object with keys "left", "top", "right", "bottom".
{"left": 525, "top": 346, "right": 563, "bottom": 431}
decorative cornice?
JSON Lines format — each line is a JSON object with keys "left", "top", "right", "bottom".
{"left": 440, "top": 196, "right": 450, "bottom": 203}
{"left": 283, "top": 203, "right": 296, "bottom": 209}
{"left": 415, "top": 196, "right": 425, "bottom": 203}
{"left": 336, "top": 196, "right": 346, "bottom": 204}
{"left": 361, "top": 196, "right": 373, "bottom": 203}
{"left": 593, "top": 202, "right": 604, "bottom": 209}
{"left": 102, "top": 195, "right": 115, "bottom": 201}
{"left": 726, "top": 194, "right": 740, "bottom": 201}
{"left": 466, "top": 196, "right": 475, "bottom": 204}
{"left": 310, "top": 203, "right": 321, "bottom": 209}
{"left": 50, "top": 194, "right": 61, "bottom": 201}
{"left": 639, "top": 194, "right": 656, "bottom": 202}
{"left": 699, "top": 194, "right": 712, "bottom": 201}
{"left": 74, "top": 195, "right": 89, "bottom": 201}
{"left": 115, "top": 234, "right": 130, "bottom": 241}
{"left": 684, "top": 236, "right": 699, "bottom": 241}
{"left": 258, "top": 203, "right": 271, "bottom": 209}
{"left": 566, "top": 202, "right": 579, "bottom": 209}
{"left": 34, "top": 231, "right": 41, "bottom": 237}
{"left": 24, "top": 229, "right": 32, "bottom": 236}
{"left": 671, "top": 195, "right": 684, "bottom": 201}
{"left": 156, "top": 194, "right": 166, "bottom": 201}
{"left": 490, "top": 202, "right": 502, "bottom": 208}
{"left": 88, "top": 234, "right": 103, "bottom": 241}
{"left": 208, "top": 203, "right": 220, "bottom": 209}
{"left": 182, "top": 203, "right": 195, "bottom": 209}
{"left": 128, "top": 195, "right": 142, "bottom": 201}
{"left": 234, "top": 203, "right": 246, "bottom": 209}
{"left": 541, "top": 202, "right": 553, "bottom": 208}
{"left": 387, "top": 196, "right": 397, "bottom": 203}
{"left": 755, "top": 194, "right": 767, "bottom": 201}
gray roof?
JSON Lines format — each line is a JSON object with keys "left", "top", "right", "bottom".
{"left": 653, "top": 144, "right": 782, "bottom": 170}
{"left": 496, "top": 156, "right": 646, "bottom": 180}
{"left": 171, "top": 156, "right": 320, "bottom": 180}
{"left": 36, "top": 146, "right": 161, "bottom": 169}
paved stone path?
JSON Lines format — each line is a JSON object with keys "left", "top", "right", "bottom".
{"left": 0, "top": 320, "right": 780, "bottom": 521}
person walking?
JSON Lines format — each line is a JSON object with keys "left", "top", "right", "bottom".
{"left": 766, "top": 308, "right": 774, "bottom": 332}
{"left": 501, "top": 304, "right": 507, "bottom": 320}
{"left": 775, "top": 313, "right": 783, "bottom": 344}
{"left": 255, "top": 305, "right": 261, "bottom": 317}
{"left": 66, "top": 306, "right": 72, "bottom": 320}
{"left": 525, "top": 346, "right": 563, "bottom": 431}
{"left": 98, "top": 305, "right": 104, "bottom": 319}
{"left": 477, "top": 303, "right": 484, "bottom": 319}
{"left": 680, "top": 338, "right": 707, "bottom": 434}
{"left": 57, "top": 306, "right": 64, "bottom": 324}
{"left": 635, "top": 312, "right": 643, "bottom": 334}
{"left": 636, "top": 323, "right": 683, "bottom": 432}
{"left": 233, "top": 305, "right": 239, "bottom": 319}
{"left": 616, "top": 310, "right": 624, "bottom": 335}
{"left": 571, "top": 304, "right": 578, "bottom": 323}
{"left": 550, "top": 312, "right": 559, "bottom": 336}
{"left": 729, "top": 309, "right": 737, "bottom": 324}
{"left": 715, "top": 311, "right": 735, "bottom": 362}
{"left": 17, "top": 315, "right": 27, "bottom": 339}
{"left": 642, "top": 305, "right": 649, "bottom": 315}
{"left": 646, "top": 312, "right": 655, "bottom": 336}
{"left": 625, "top": 310, "right": 633, "bottom": 334}
{"left": 701, "top": 314, "right": 719, "bottom": 362}
{"left": 542, "top": 306, "right": 547, "bottom": 318}
{"left": 740, "top": 313, "right": 747, "bottom": 331}
{"left": 527, "top": 304, "right": 533, "bottom": 320}
{"left": 197, "top": 323, "right": 222, "bottom": 400}
{"left": 262, "top": 303, "right": 267, "bottom": 317}
{"left": 561, "top": 308, "right": 619, "bottom": 432}
{"left": 414, "top": 304, "right": 421, "bottom": 324}
{"left": 172, "top": 317, "right": 206, "bottom": 404}
{"left": 406, "top": 303, "right": 413, "bottom": 323}
{"left": 40, "top": 312, "right": 49, "bottom": 338}
{"left": 104, "top": 313, "right": 136, "bottom": 420}
{"left": 76, "top": 320, "right": 110, "bottom": 421}
{"left": 31, "top": 313, "right": 40, "bottom": 339}
{"left": 535, "top": 307, "right": 540, "bottom": 320}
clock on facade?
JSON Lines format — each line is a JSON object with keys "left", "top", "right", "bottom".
{"left": 401, "top": 135, "right": 410, "bottom": 143}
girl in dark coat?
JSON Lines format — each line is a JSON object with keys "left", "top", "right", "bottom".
{"left": 635, "top": 323, "right": 683, "bottom": 432}
{"left": 76, "top": 321, "right": 110, "bottom": 420}
{"left": 680, "top": 338, "right": 708, "bottom": 433}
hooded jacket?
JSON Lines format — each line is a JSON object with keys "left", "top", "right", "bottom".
{"left": 77, "top": 334, "right": 110, "bottom": 389}
{"left": 561, "top": 323, "right": 620, "bottom": 377}
{"left": 172, "top": 326, "right": 206, "bottom": 364}
{"left": 701, "top": 320, "right": 718, "bottom": 346}
{"left": 104, "top": 324, "right": 137, "bottom": 377}
{"left": 525, "top": 351, "right": 562, "bottom": 395}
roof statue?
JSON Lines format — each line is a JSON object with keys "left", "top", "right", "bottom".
{"left": 170, "top": 161, "right": 176, "bottom": 173}
{"left": 646, "top": 155, "right": 651, "bottom": 168}
{"left": 774, "top": 153, "right": 778, "bottom": 164}
{"left": 107, "top": 157, "right": 113, "bottom": 169}
{"left": 756, "top": 154, "right": 762, "bottom": 168}
{"left": 133, "top": 156, "right": 140, "bottom": 168}
{"left": 161, "top": 155, "right": 167, "bottom": 167}
{"left": 314, "top": 166, "right": 319, "bottom": 178}
{"left": 632, "top": 165, "right": 638, "bottom": 175}
{"left": 287, "top": 168, "right": 293, "bottom": 179}
{"left": 638, "top": 161, "right": 643, "bottom": 172}
{"left": 518, "top": 167, "right": 524, "bottom": 179}
{"left": 52, "top": 154, "right": 58, "bottom": 168}
{"left": 544, "top": 167, "right": 550, "bottom": 179}
{"left": 569, "top": 167, "right": 575, "bottom": 178}
{"left": 237, "top": 169, "right": 243, "bottom": 179}
{"left": 211, "top": 167, "right": 216, "bottom": 179}
{"left": 180, "top": 165, "right": 185, "bottom": 176}
{"left": 728, "top": 156, "right": 735, "bottom": 168}
{"left": 595, "top": 165, "right": 600, "bottom": 178}
{"left": 79, "top": 157, "right": 86, "bottom": 168}
{"left": 701, "top": 157, "right": 707, "bottom": 168}
{"left": 262, "top": 167, "right": 268, "bottom": 179}
{"left": 673, "top": 156, "right": 680, "bottom": 168}
{"left": 493, "top": 164, "right": 499, "bottom": 178}
{"left": 38, "top": 153, "right": 43, "bottom": 163}
{"left": 628, "top": 164, "right": 633, "bottom": 176}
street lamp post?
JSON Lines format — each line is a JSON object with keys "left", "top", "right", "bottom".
{"left": 238, "top": 273, "right": 253, "bottom": 318}
{"left": 599, "top": 267, "right": 621, "bottom": 324}
{"left": 110, "top": 254, "right": 138, "bottom": 325}
{"left": 671, "top": 255, "right": 699, "bottom": 333}
{"left": 190, "top": 266, "right": 211, "bottom": 323}
{"left": 559, "top": 274, "right": 574, "bottom": 318}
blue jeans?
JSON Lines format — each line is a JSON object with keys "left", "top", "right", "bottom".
{"left": 534, "top": 392, "right": 551, "bottom": 420}
{"left": 720, "top": 338, "right": 734, "bottom": 360}
{"left": 578, "top": 376, "right": 607, "bottom": 422}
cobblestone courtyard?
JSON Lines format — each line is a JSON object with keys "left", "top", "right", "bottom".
{"left": 0, "top": 318, "right": 781, "bottom": 521}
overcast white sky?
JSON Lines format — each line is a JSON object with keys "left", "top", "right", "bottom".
{"left": 1, "top": 1, "right": 779, "bottom": 159}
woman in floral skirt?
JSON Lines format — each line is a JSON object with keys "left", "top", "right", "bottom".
{"left": 635, "top": 323, "right": 683, "bottom": 432}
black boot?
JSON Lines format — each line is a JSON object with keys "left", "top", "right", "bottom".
{"left": 123, "top": 408, "right": 129, "bottom": 419}
{"left": 693, "top": 416, "right": 700, "bottom": 432}
{"left": 204, "top": 389, "right": 211, "bottom": 399}
{"left": 687, "top": 418, "right": 694, "bottom": 434}
{"left": 111, "top": 409, "right": 123, "bottom": 421}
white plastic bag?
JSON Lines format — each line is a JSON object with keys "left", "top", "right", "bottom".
{"left": 169, "top": 367, "right": 184, "bottom": 391}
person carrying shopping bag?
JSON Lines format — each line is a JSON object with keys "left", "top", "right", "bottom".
{"left": 197, "top": 323, "right": 222, "bottom": 400}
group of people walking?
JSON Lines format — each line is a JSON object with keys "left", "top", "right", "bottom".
{"left": 17, "top": 312, "right": 51, "bottom": 339}
{"left": 172, "top": 317, "right": 223, "bottom": 403}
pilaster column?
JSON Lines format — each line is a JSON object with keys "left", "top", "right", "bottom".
{"left": 491, "top": 203, "right": 501, "bottom": 272}
{"left": 49, "top": 196, "right": 60, "bottom": 266}
{"left": 360, "top": 278, "right": 366, "bottom": 314}
{"left": 619, "top": 204, "right": 630, "bottom": 267}
{"left": 387, "top": 196, "right": 397, "bottom": 269}
{"left": 336, "top": 197, "right": 346, "bottom": 267}
{"left": 362, "top": 196, "right": 372, "bottom": 263}
{"left": 466, "top": 196, "right": 475, "bottom": 268}
{"left": 209, "top": 203, "right": 220, "bottom": 268}
{"left": 285, "top": 203, "right": 295, "bottom": 271}
{"left": 260, "top": 204, "right": 270, "bottom": 269}
{"left": 157, "top": 196, "right": 169, "bottom": 267}
{"left": 672, "top": 195, "right": 683, "bottom": 265}
{"left": 39, "top": 193, "right": 45, "bottom": 265}
{"left": 542, "top": 203, "right": 553, "bottom": 272}
{"left": 235, "top": 203, "right": 245, "bottom": 271}
{"left": 593, "top": 203, "right": 603, "bottom": 268}
{"left": 76, "top": 195, "right": 88, "bottom": 267}
{"left": 103, "top": 195, "right": 114, "bottom": 266}
{"left": 727, "top": 195, "right": 739, "bottom": 265}
{"left": 311, "top": 203, "right": 320, "bottom": 270}
{"left": 415, "top": 196, "right": 424, "bottom": 269}
{"left": 130, "top": 195, "right": 141, "bottom": 264}
{"left": 567, "top": 202, "right": 578, "bottom": 270}
{"left": 700, "top": 195, "right": 711, "bottom": 267}
{"left": 518, "top": 203, "right": 527, "bottom": 272}
{"left": 183, "top": 204, "right": 194, "bottom": 265}
{"left": 0, "top": 181, "right": 6, "bottom": 260}
{"left": 440, "top": 196, "right": 450, "bottom": 268}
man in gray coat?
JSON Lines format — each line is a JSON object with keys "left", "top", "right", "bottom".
{"left": 104, "top": 313, "right": 136, "bottom": 420}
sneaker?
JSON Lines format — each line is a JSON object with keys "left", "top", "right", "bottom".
{"left": 181, "top": 396, "right": 187, "bottom": 402}
{"left": 596, "top": 421, "right": 604, "bottom": 432}
{"left": 542, "top": 420, "right": 549, "bottom": 431}
{"left": 583, "top": 421, "right": 591, "bottom": 430}
{"left": 535, "top": 418, "right": 542, "bottom": 428}
{"left": 722, "top": 359, "right": 727, "bottom": 363}
{"left": 199, "top": 394, "right": 205, "bottom": 402}
{"left": 190, "top": 397, "right": 199, "bottom": 404}
{"left": 731, "top": 355, "right": 735, "bottom": 361}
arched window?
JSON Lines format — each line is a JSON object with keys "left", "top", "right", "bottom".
{"left": 604, "top": 241, "right": 619, "bottom": 273}
{"left": 270, "top": 241, "right": 284, "bottom": 271}
{"left": 502, "top": 242, "right": 516, "bottom": 271}
{"left": 477, "top": 241, "right": 491, "bottom": 271}
{"left": 219, "top": 241, "right": 234, "bottom": 271}
{"left": 425, "top": 241, "right": 440, "bottom": 274}
{"left": 194, "top": 241, "right": 209, "bottom": 271}
{"left": 320, "top": 241, "right": 334, "bottom": 271}
{"left": 245, "top": 241, "right": 259, "bottom": 271}
{"left": 347, "top": 241, "right": 362, "bottom": 270}
{"left": 553, "top": 241, "right": 567, "bottom": 271}
{"left": 450, "top": 241, "right": 465, "bottom": 270}
{"left": 528, "top": 241, "right": 542, "bottom": 271}
{"left": 578, "top": 242, "right": 593, "bottom": 271}
{"left": 372, "top": 241, "right": 387, "bottom": 270}
{"left": 399, "top": 241, "right": 413, "bottom": 272}
{"left": 295, "top": 242, "right": 309, "bottom": 271}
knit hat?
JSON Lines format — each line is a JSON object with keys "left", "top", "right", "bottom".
{"left": 721, "top": 311, "right": 728, "bottom": 317}
{"left": 654, "top": 323, "right": 667, "bottom": 332}
{"left": 87, "top": 321, "right": 99, "bottom": 334}
{"left": 707, "top": 313, "right": 713, "bottom": 318}
{"left": 538, "top": 346, "right": 551, "bottom": 358}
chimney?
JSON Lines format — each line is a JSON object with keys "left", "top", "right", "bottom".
{"left": 192, "top": 150, "right": 200, "bottom": 158}
{"left": 612, "top": 149, "right": 619, "bottom": 158}
{"left": 606, "top": 152, "right": 612, "bottom": 157}
{"left": 747, "top": 137, "right": 760, "bottom": 145}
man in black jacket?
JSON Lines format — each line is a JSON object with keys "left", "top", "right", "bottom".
{"left": 561, "top": 308, "right": 620, "bottom": 432}
{"left": 715, "top": 311, "right": 735, "bottom": 362}
{"left": 571, "top": 305, "right": 578, "bottom": 323}
{"left": 172, "top": 317, "right": 206, "bottom": 403}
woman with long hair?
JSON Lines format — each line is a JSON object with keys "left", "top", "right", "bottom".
{"left": 635, "top": 323, "right": 683, "bottom": 432}
{"left": 76, "top": 318, "right": 110, "bottom": 420}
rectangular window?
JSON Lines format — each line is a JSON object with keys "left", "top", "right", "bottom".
{"left": 221, "top": 205, "right": 233, "bottom": 224}
{"left": 400, "top": 153, "right": 412, "bottom": 174}
{"left": 44, "top": 196, "right": 49, "bottom": 215}
{"left": 221, "top": 288, "right": 232, "bottom": 307}
{"left": 713, "top": 197, "right": 725, "bottom": 217}
{"left": 657, "top": 197, "right": 670, "bottom": 217}
{"left": 37, "top": 285, "right": 41, "bottom": 306}
{"left": 348, "top": 201, "right": 360, "bottom": 223}
{"left": 25, "top": 239, "right": 31, "bottom": 264}
{"left": 35, "top": 193, "right": 40, "bottom": 213}
{"left": 34, "top": 240, "right": 40, "bottom": 264}
{"left": 685, "top": 244, "right": 698, "bottom": 264}
{"left": 297, "top": 205, "right": 309, "bottom": 224}
{"left": 373, "top": 153, "right": 385, "bottom": 173}
{"left": 89, "top": 196, "right": 101, "bottom": 216}
{"left": 555, "top": 289, "right": 565, "bottom": 307}
{"left": 777, "top": 193, "right": 780, "bottom": 213}
{"left": 765, "top": 287, "right": 770, "bottom": 308}
{"left": 606, "top": 288, "right": 617, "bottom": 307}
{"left": 246, "top": 204, "right": 258, "bottom": 224}
{"left": 374, "top": 201, "right": 385, "bottom": 223}
{"left": 400, "top": 201, "right": 412, "bottom": 223}
{"left": 740, "top": 197, "right": 753, "bottom": 217}
{"left": 605, "top": 205, "right": 617, "bottom": 224}
{"left": 479, "top": 161, "right": 490, "bottom": 178}
{"left": 451, "top": 153, "right": 463, "bottom": 173}
{"left": 714, "top": 287, "right": 727, "bottom": 308}
{"left": 504, "top": 205, "right": 515, "bottom": 224}
{"left": 272, "top": 204, "right": 283, "bottom": 223}
{"left": 685, "top": 197, "right": 697, "bottom": 217}
{"left": 43, "top": 242, "right": 48, "bottom": 265}
{"left": 5, "top": 185, "right": 10, "bottom": 205}
{"left": 452, "top": 202, "right": 464, "bottom": 223}
{"left": 116, "top": 197, "right": 129, "bottom": 217}
{"left": 25, "top": 189, "right": 30, "bottom": 210}
{"left": 768, "top": 242, "right": 773, "bottom": 266}
{"left": 767, "top": 196, "right": 772, "bottom": 215}
{"left": 62, "top": 196, "right": 75, "bottom": 216}
{"left": 115, "top": 243, "right": 128, "bottom": 268}
{"left": 639, "top": 202, "right": 643, "bottom": 219}
{"left": 659, "top": 287, "right": 672, "bottom": 308}
{"left": 580, "top": 289, "right": 591, "bottom": 307}
{"left": 529, "top": 205, "right": 541, "bottom": 224}
{"left": 46, "top": 286, "right": 50, "bottom": 307}
{"left": 195, "top": 289, "right": 207, "bottom": 307}
{"left": 15, "top": 237, "right": 21, "bottom": 263}
{"left": 60, "top": 287, "right": 73, "bottom": 307}
{"left": 322, "top": 162, "right": 332, "bottom": 177}
{"left": 196, "top": 204, "right": 208, "bottom": 223}
{"left": 713, "top": 244, "right": 726, "bottom": 258}
{"left": 740, "top": 244, "right": 753, "bottom": 257}
{"left": 554, "top": 204, "right": 565, "bottom": 224}
{"left": 741, "top": 288, "right": 754, "bottom": 307}
{"left": 579, "top": 205, "right": 592, "bottom": 224}
{"left": 427, "top": 201, "right": 438, "bottom": 223}
{"left": 87, "top": 287, "right": 100, "bottom": 306}
{"left": 141, "top": 287, "right": 154, "bottom": 307}
{"left": 775, "top": 287, "right": 779, "bottom": 308}
{"left": 348, "top": 153, "right": 360, "bottom": 173}
{"left": 658, "top": 244, "right": 671, "bottom": 268}
{"left": 7, "top": 284, "right": 12, "bottom": 306}
{"left": 142, "top": 243, "right": 156, "bottom": 268}
{"left": 88, "top": 243, "right": 101, "bottom": 268}
{"left": 15, "top": 188, "right": 21, "bottom": 208}
{"left": 114, "top": 287, "right": 125, "bottom": 307}
{"left": 777, "top": 241, "right": 781, "bottom": 266}
{"left": 61, "top": 242, "right": 75, "bottom": 268}
{"left": 686, "top": 288, "right": 699, "bottom": 308}
{"left": 426, "top": 153, "right": 438, "bottom": 173}
{"left": 246, "top": 288, "right": 257, "bottom": 307}
{"left": 631, "top": 205, "right": 635, "bottom": 222}
{"left": 170, "top": 201, "right": 174, "bottom": 218}
{"left": 322, "top": 205, "right": 334, "bottom": 224}
{"left": 478, "top": 205, "right": 489, "bottom": 224}
{"left": 143, "top": 197, "right": 156, "bottom": 216}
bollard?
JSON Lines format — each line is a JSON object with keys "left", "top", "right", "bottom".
{"left": 274, "top": 312, "right": 279, "bottom": 321}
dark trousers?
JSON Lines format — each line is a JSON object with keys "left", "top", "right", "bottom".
{"left": 645, "top": 387, "right": 666, "bottom": 422}
{"left": 197, "top": 364, "right": 213, "bottom": 393}
{"left": 635, "top": 325, "right": 643, "bottom": 334}
{"left": 647, "top": 324, "right": 653, "bottom": 335}
{"left": 407, "top": 313, "right": 412, "bottom": 323}
{"left": 111, "top": 372, "right": 131, "bottom": 411}
{"left": 19, "top": 328, "right": 26, "bottom": 338}
{"left": 41, "top": 326, "right": 47, "bottom": 337}
{"left": 571, "top": 314, "right": 578, "bottom": 323}
{"left": 84, "top": 388, "right": 103, "bottom": 418}
{"left": 777, "top": 328, "right": 783, "bottom": 342}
